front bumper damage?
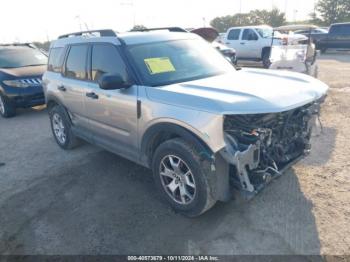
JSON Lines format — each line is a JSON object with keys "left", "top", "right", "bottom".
{"left": 219, "top": 140, "right": 307, "bottom": 200}
{"left": 213, "top": 97, "right": 325, "bottom": 201}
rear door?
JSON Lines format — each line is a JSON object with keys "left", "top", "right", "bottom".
{"left": 60, "top": 44, "right": 90, "bottom": 129}
{"left": 84, "top": 43, "right": 139, "bottom": 160}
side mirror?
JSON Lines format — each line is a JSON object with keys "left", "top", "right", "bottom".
{"left": 98, "top": 74, "right": 131, "bottom": 90}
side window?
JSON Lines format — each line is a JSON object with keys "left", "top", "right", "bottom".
{"left": 242, "top": 29, "right": 258, "bottom": 41}
{"left": 227, "top": 29, "right": 241, "bottom": 40}
{"left": 65, "top": 45, "right": 88, "bottom": 80}
{"left": 48, "top": 48, "right": 64, "bottom": 73}
{"left": 91, "top": 44, "right": 128, "bottom": 82}
{"left": 330, "top": 26, "right": 340, "bottom": 34}
{"left": 340, "top": 25, "right": 350, "bottom": 34}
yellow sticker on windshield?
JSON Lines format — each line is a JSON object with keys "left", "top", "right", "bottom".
{"left": 144, "top": 57, "right": 176, "bottom": 75}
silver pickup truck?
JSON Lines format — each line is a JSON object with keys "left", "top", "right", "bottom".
{"left": 43, "top": 29, "right": 328, "bottom": 217}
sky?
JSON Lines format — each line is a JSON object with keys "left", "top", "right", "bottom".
{"left": 0, "top": 0, "right": 317, "bottom": 43}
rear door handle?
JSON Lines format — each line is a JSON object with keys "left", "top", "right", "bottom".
{"left": 57, "top": 85, "right": 66, "bottom": 92}
{"left": 86, "top": 92, "right": 99, "bottom": 99}
{"left": 240, "top": 42, "right": 245, "bottom": 45}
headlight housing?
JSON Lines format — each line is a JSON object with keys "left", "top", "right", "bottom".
{"left": 2, "top": 78, "right": 41, "bottom": 88}
{"left": 3, "top": 80, "right": 30, "bottom": 88}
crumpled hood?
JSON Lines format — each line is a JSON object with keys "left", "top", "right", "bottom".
{"left": 146, "top": 68, "right": 329, "bottom": 114}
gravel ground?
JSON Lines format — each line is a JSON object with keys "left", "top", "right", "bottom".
{"left": 0, "top": 52, "right": 349, "bottom": 255}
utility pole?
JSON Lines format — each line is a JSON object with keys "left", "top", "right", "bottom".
{"left": 121, "top": 0, "right": 136, "bottom": 28}
{"left": 293, "top": 9, "right": 298, "bottom": 22}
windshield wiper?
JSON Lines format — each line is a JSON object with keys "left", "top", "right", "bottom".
{"left": 17, "top": 64, "right": 47, "bottom": 68}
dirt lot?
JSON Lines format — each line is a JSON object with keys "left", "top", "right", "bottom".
{"left": 0, "top": 52, "right": 349, "bottom": 255}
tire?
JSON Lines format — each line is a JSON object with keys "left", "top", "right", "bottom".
{"left": 152, "top": 138, "right": 216, "bottom": 217}
{"left": 49, "top": 105, "right": 80, "bottom": 149}
{"left": 0, "top": 93, "right": 16, "bottom": 118}
{"left": 262, "top": 49, "right": 271, "bottom": 68}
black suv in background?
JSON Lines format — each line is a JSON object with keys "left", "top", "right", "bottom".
{"left": 0, "top": 44, "right": 47, "bottom": 118}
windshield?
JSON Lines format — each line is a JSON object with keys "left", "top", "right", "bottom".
{"left": 0, "top": 48, "right": 47, "bottom": 68}
{"left": 127, "top": 39, "right": 234, "bottom": 87}
{"left": 255, "top": 27, "right": 282, "bottom": 38}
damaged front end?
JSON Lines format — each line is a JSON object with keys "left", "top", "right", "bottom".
{"left": 219, "top": 97, "right": 324, "bottom": 199}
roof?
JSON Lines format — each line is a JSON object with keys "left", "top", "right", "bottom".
{"left": 274, "top": 24, "right": 319, "bottom": 31}
{"left": 51, "top": 29, "right": 199, "bottom": 49}
{"left": 227, "top": 25, "right": 271, "bottom": 30}
{"left": 331, "top": 22, "right": 350, "bottom": 26}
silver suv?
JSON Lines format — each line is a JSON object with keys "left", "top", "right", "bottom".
{"left": 43, "top": 29, "right": 328, "bottom": 217}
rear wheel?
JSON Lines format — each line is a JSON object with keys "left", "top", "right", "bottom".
{"left": 0, "top": 94, "right": 16, "bottom": 118}
{"left": 49, "top": 105, "right": 80, "bottom": 149}
{"left": 152, "top": 138, "right": 216, "bottom": 217}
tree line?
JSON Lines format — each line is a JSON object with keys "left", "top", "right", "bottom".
{"left": 210, "top": 0, "right": 350, "bottom": 32}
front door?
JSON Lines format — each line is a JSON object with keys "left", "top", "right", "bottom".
{"left": 61, "top": 44, "right": 90, "bottom": 130}
{"left": 84, "top": 43, "right": 139, "bottom": 160}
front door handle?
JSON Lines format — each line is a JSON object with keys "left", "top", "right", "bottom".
{"left": 57, "top": 85, "right": 66, "bottom": 92}
{"left": 240, "top": 42, "right": 245, "bottom": 45}
{"left": 86, "top": 92, "right": 99, "bottom": 99}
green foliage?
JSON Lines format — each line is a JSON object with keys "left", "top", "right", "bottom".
{"left": 210, "top": 8, "right": 286, "bottom": 32}
{"left": 317, "top": 0, "right": 350, "bottom": 24}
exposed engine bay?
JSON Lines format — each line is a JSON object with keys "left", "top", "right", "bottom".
{"left": 221, "top": 97, "right": 325, "bottom": 196}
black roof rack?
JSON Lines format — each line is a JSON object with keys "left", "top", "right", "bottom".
{"left": 58, "top": 29, "right": 117, "bottom": 39}
{"left": 133, "top": 27, "right": 188, "bottom": 33}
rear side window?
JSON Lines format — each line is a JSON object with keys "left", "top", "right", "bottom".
{"left": 91, "top": 44, "right": 128, "bottom": 82}
{"left": 227, "top": 29, "right": 240, "bottom": 40}
{"left": 242, "top": 29, "right": 258, "bottom": 40}
{"left": 331, "top": 24, "right": 350, "bottom": 34}
{"left": 227, "top": 29, "right": 241, "bottom": 40}
{"left": 48, "top": 48, "right": 64, "bottom": 72}
{"left": 65, "top": 45, "right": 88, "bottom": 80}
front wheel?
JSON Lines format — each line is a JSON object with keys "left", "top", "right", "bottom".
{"left": 152, "top": 138, "right": 216, "bottom": 217}
{"left": 0, "top": 94, "right": 16, "bottom": 118}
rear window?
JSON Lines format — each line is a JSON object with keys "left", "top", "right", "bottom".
{"left": 227, "top": 29, "right": 241, "bottom": 40}
{"left": 0, "top": 47, "right": 47, "bottom": 69}
{"left": 48, "top": 48, "right": 64, "bottom": 73}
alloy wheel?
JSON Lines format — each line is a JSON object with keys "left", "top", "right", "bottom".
{"left": 52, "top": 113, "right": 66, "bottom": 144}
{"left": 159, "top": 155, "right": 196, "bottom": 205}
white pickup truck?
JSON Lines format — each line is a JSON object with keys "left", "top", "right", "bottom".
{"left": 224, "top": 25, "right": 285, "bottom": 68}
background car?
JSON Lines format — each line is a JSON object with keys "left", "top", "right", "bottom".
{"left": 190, "top": 27, "right": 237, "bottom": 65}
{"left": 0, "top": 43, "right": 47, "bottom": 117}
